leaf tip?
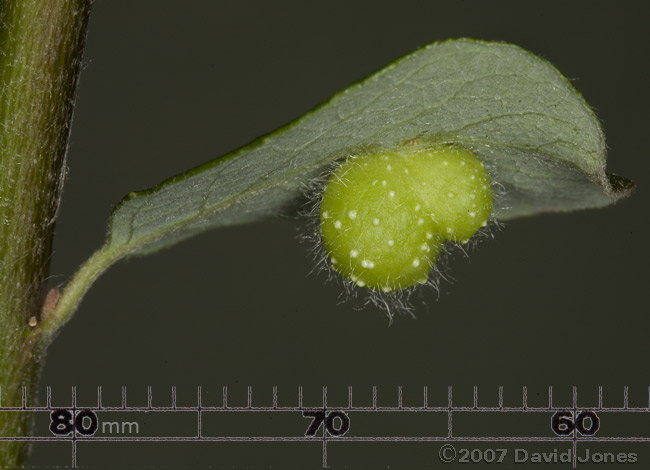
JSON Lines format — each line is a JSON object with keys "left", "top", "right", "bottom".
{"left": 605, "top": 172, "right": 635, "bottom": 202}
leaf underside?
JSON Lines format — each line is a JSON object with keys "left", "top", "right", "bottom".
{"left": 107, "top": 38, "right": 633, "bottom": 258}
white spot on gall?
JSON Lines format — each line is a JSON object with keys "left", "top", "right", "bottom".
{"left": 322, "top": 211, "right": 329, "bottom": 218}
{"left": 350, "top": 250, "right": 359, "bottom": 258}
{"left": 389, "top": 190, "right": 395, "bottom": 197}
{"left": 334, "top": 220, "right": 342, "bottom": 229}
{"left": 469, "top": 212, "right": 476, "bottom": 218}
{"left": 417, "top": 218, "right": 424, "bottom": 225}
{"left": 357, "top": 280, "right": 366, "bottom": 287}
{"left": 373, "top": 218, "right": 380, "bottom": 225}
{"left": 348, "top": 210, "right": 357, "bottom": 220}
{"left": 412, "top": 259, "right": 420, "bottom": 267}
{"left": 388, "top": 239, "right": 395, "bottom": 246}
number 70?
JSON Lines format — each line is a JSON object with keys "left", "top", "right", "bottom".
{"left": 302, "top": 410, "right": 350, "bottom": 436}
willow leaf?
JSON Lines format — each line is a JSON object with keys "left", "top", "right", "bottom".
{"left": 42, "top": 38, "right": 633, "bottom": 335}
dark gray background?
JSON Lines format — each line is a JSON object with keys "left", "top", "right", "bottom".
{"left": 28, "top": 0, "right": 648, "bottom": 468}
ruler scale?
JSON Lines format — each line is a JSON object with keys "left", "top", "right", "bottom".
{"left": 1, "top": 385, "right": 649, "bottom": 468}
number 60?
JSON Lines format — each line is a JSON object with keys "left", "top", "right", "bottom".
{"left": 551, "top": 410, "right": 600, "bottom": 436}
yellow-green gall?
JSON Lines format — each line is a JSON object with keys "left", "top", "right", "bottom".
{"left": 320, "top": 144, "right": 492, "bottom": 292}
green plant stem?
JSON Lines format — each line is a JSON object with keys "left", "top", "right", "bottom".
{"left": 0, "top": 0, "right": 91, "bottom": 466}
{"left": 38, "top": 243, "right": 123, "bottom": 337}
